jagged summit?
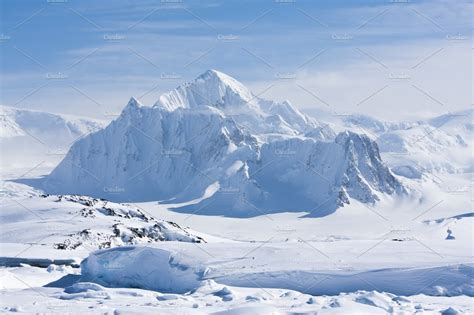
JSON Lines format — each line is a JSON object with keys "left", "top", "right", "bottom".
{"left": 195, "top": 69, "right": 251, "bottom": 96}
{"left": 154, "top": 69, "right": 257, "bottom": 113}
{"left": 122, "top": 97, "right": 144, "bottom": 112}
{"left": 126, "top": 96, "right": 142, "bottom": 107}
{"left": 148, "top": 70, "right": 331, "bottom": 137}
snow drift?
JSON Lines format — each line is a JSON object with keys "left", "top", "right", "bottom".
{"left": 0, "top": 192, "right": 204, "bottom": 253}
{"left": 81, "top": 244, "right": 474, "bottom": 296}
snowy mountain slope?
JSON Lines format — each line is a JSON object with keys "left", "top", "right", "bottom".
{"left": 0, "top": 105, "right": 105, "bottom": 174}
{"left": 175, "top": 131, "right": 404, "bottom": 216}
{"left": 44, "top": 70, "right": 404, "bottom": 216}
{"left": 46, "top": 99, "right": 261, "bottom": 204}
{"left": 0, "top": 192, "right": 204, "bottom": 254}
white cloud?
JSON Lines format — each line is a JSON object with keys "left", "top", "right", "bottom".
{"left": 247, "top": 39, "right": 471, "bottom": 121}
{"left": 2, "top": 0, "right": 471, "bottom": 122}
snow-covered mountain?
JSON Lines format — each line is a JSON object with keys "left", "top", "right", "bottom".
{"left": 340, "top": 110, "right": 473, "bottom": 175}
{"left": 45, "top": 70, "right": 404, "bottom": 217}
{"left": 0, "top": 105, "right": 104, "bottom": 142}
{"left": 0, "top": 105, "right": 105, "bottom": 173}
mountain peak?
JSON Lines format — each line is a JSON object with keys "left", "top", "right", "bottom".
{"left": 126, "top": 97, "right": 142, "bottom": 108}
{"left": 123, "top": 97, "right": 144, "bottom": 113}
{"left": 197, "top": 69, "right": 227, "bottom": 79}
{"left": 155, "top": 70, "right": 255, "bottom": 112}
{"left": 189, "top": 69, "right": 255, "bottom": 106}
{"left": 135, "top": 70, "right": 329, "bottom": 136}
{"left": 120, "top": 97, "right": 146, "bottom": 119}
{"left": 195, "top": 69, "right": 243, "bottom": 88}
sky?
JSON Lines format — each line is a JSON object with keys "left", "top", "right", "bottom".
{"left": 0, "top": 0, "right": 472, "bottom": 121}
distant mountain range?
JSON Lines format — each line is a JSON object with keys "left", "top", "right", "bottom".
{"left": 0, "top": 105, "right": 105, "bottom": 172}
{"left": 338, "top": 109, "right": 473, "bottom": 175}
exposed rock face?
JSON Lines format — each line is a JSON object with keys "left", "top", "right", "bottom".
{"left": 42, "top": 194, "right": 204, "bottom": 250}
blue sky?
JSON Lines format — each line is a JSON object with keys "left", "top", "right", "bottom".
{"left": 0, "top": 0, "right": 471, "bottom": 120}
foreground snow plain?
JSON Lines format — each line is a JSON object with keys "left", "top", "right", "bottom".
{"left": 1, "top": 175, "right": 472, "bottom": 314}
